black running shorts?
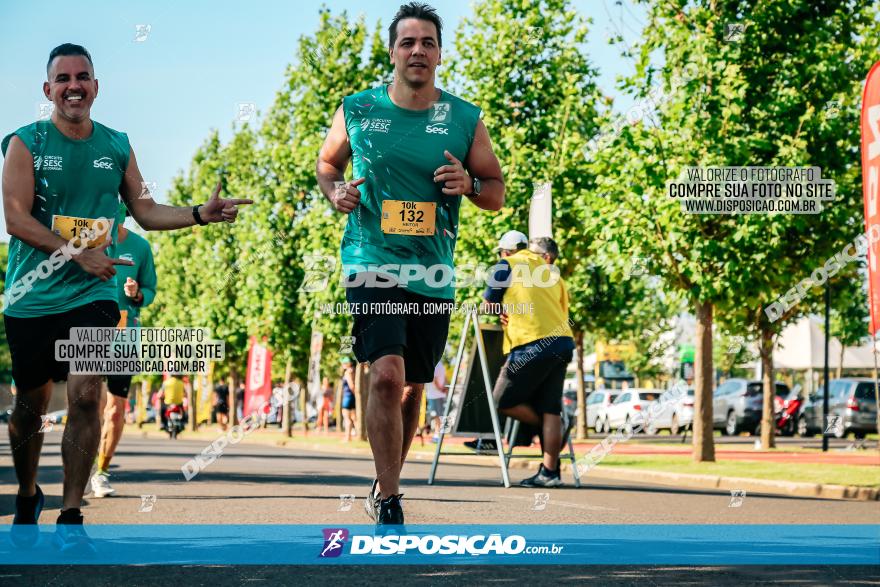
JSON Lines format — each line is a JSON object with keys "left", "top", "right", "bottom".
{"left": 494, "top": 337, "right": 574, "bottom": 416}
{"left": 106, "top": 374, "right": 133, "bottom": 398}
{"left": 345, "top": 273, "right": 452, "bottom": 384}
{"left": 4, "top": 300, "right": 121, "bottom": 391}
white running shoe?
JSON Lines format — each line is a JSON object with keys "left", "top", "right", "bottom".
{"left": 90, "top": 472, "right": 116, "bottom": 498}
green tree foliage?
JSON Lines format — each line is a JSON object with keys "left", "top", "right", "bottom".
{"left": 590, "top": 0, "right": 879, "bottom": 458}
{"left": 143, "top": 10, "right": 391, "bottom": 384}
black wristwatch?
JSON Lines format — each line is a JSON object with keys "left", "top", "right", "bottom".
{"left": 192, "top": 205, "right": 208, "bottom": 226}
{"left": 466, "top": 177, "right": 482, "bottom": 198}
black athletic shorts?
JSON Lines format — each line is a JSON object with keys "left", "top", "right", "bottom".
{"left": 494, "top": 337, "right": 575, "bottom": 416}
{"left": 4, "top": 300, "right": 121, "bottom": 391}
{"left": 106, "top": 374, "right": 133, "bottom": 399}
{"left": 345, "top": 273, "right": 452, "bottom": 384}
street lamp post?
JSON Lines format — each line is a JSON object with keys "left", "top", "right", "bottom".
{"left": 822, "top": 283, "right": 830, "bottom": 453}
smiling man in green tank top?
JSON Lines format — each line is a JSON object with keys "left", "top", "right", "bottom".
{"left": 317, "top": 2, "right": 505, "bottom": 525}
{"left": 2, "top": 43, "right": 252, "bottom": 552}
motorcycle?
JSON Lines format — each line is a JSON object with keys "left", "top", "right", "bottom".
{"left": 776, "top": 386, "right": 803, "bottom": 437}
{"left": 164, "top": 404, "right": 185, "bottom": 439}
{"left": 755, "top": 385, "right": 802, "bottom": 437}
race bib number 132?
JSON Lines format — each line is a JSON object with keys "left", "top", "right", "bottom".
{"left": 381, "top": 200, "right": 436, "bottom": 236}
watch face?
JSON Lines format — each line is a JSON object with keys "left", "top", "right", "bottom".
{"left": 474, "top": 178, "right": 481, "bottom": 195}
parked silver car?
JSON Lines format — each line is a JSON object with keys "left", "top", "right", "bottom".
{"left": 647, "top": 388, "right": 695, "bottom": 435}
{"left": 712, "top": 379, "right": 790, "bottom": 436}
{"left": 586, "top": 389, "right": 621, "bottom": 433}
{"left": 798, "top": 378, "right": 878, "bottom": 439}
{"left": 604, "top": 389, "right": 662, "bottom": 434}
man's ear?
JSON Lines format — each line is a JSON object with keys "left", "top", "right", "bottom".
{"left": 43, "top": 81, "right": 51, "bottom": 100}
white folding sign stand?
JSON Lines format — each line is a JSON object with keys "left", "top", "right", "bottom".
{"left": 427, "top": 311, "right": 511, "bottom": 488}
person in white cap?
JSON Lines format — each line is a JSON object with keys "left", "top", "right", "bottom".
{"left": 494, "top": 229, "right": 528, "bottom": 255}
{"left": 463, "top": 230, "right": 529, "bottom": 454}
{"left": 468, "top": 236, "right": 575, "bottom": 489}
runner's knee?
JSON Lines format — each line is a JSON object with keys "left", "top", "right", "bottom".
{"left": 371, "top": 369, "right": 404, "bottom": 397}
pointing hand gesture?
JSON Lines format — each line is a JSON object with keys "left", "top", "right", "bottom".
{"left": 433, "top": 150, "right": 473, "bottom": 196}
{"left": 199, "top": 181, "right": 254, "bottom": 224}
{"left": 74, "top": 240, "right": 134, "bottom": 282}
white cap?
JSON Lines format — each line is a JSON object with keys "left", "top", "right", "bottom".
{"left": 496, "top": 230, "right": 528, "bottom": 252}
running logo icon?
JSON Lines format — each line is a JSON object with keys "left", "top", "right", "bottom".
{"left": 429, "top": 102, "right": 450, "bottom": 123}
{"left": 320, "top": 528, "right": 349, "bottom": 558}
{"left": 337, "top": 494, "right": 355, "bottom": 511}
{"left": 532, "top": 493, "right": 550, "bottom": 511}
{"left": 139, "top": 495, "right": 157, "bottom": 512}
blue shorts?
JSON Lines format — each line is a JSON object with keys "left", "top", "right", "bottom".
{"left": 427, "top": 397, "right": 446, "bottom": 417}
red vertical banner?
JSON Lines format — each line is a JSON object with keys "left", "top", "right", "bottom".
{"left": 245, "top": 335, "right": 273, "bottom": 416}
{"left": 862, "top": 61, "right": 880, "bottom": 336}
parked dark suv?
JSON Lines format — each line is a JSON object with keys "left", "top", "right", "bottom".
{"left": 712, "top": 378, "right": 790, "bottom": 436}
{"left": 798, "top": 378, "right": 878, "bottom": 439}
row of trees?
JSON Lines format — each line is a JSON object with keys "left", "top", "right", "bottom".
{"left": 113, "top": 0, "right": 879, "bottom": 460}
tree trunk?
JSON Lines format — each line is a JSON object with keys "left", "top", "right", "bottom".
{"left": 759, "top": 327, "right": 776, "bottom": 449}
{"left": 228, "top": 371, "right": 237, "bottom": 426}
{"left": 355, "top": 362, "right": 369, "bottom": 442}
{"left": 836, "top": 344, "right": 844, "bottom": 379}
{"left": 574, "top": 331, "right": 588, "bottom": 440}
{"left": 189, "top": 382, "right": 197, "bottom": 432}
{"left": 282, "top": 359, "right": 292, "bottom": 438}
{"left": 300, "top": 373, "right": 310, "bottom": 434}
{"left": 693, "top": 300, "right": 715, "bottom": 462}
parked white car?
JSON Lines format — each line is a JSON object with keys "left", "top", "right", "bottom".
{"left": 586, "top": 389, "right": 621, "bottom": 433}
{"left": 646, "top": 388, "right": 695, "bottom": 435}
{"left": 603, "top": 389, "right": 663, "bottom": 433}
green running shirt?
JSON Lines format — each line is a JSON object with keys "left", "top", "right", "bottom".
{"left": 1, "top": 120, "right": 130, "bottom": 317}
{"left": 341, "top": 85, "right": 481, "bottom": 299}
{"left": 114, "top": 229, "right": 156, "bottom": 328}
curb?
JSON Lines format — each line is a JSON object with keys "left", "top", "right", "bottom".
{"left": 571, "top": 466, "right": 880, "bottom": 502}
{"left": 134, "top": 427, "right": 879, "bottom": 502}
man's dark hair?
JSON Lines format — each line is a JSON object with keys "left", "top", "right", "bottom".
{"left": 530, "top": 237, "right": 560, "bottom": 260}
{"left": 47, "top": 43, "right": 93, "bottom": 75}
{"left": 389, "top": 2, "right": 442, "bottom": 48}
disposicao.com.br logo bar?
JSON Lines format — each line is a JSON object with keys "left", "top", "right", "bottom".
{"left": 319, "top": 528, "right": 562, "bottom": 558}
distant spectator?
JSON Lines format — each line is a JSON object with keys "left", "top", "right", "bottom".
{"left": 425, "top": 361, "right": 447, "bottom": 443}
{"left": 213, "top": 383, "right": 229, "bottom": 431}
{"left": 340, "top": 358, "right": 356, "bottom": 442}
{"left": 317, "top": 377, "right": 334, "bottom": 433}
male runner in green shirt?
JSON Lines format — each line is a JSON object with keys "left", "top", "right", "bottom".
{"left": 3, "top": 43, "right": 251, "bottom": 551}
{"left": 91, "top": 206, "right": 157, "bottom": 498}
{"left": 317, "top": 2, "right": 505, "bottom": 525}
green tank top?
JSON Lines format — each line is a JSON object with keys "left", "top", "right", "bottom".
{"left": 115, "top": 229, "right": 157, "bottom": 328}
{"left": 1, "top": 120, "right": 130, "bottom": 317}
{"left": 341, "top": 85, "right": 481, "bottom": 299}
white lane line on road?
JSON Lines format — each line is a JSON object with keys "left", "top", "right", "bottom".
{"left": 495, "top": 495, "right": 618, "bottom": 512}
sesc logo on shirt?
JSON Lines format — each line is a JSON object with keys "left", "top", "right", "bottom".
{"left": 425, "top": 123, "right": 448, "bottom": 135}
{"left": 361, "top": 118, "right": 392, "bottom": 134}
{"left": 93, "top": 156, "right": 114, "bottom": 170}
{"left": 35, "top": 155, "right": 63, "bottom": 171}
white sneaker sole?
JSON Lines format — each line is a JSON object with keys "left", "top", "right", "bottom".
{"left": 91, "top": 485, "right": 115, "bottom": 498}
